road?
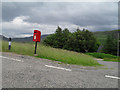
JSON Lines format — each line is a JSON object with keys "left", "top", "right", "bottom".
{"left": 1, "top": 52, "right": 119, "bottom": 88}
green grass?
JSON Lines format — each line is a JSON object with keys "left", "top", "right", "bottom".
{"left": 104, "top": 58, "right": 120, "bottom": 62}
{"left": 86, "top": 52, "right": 119, "bottom": 62}
{"left": 0, "top": 40, "right": 2, "bottom": 52}
{"left": 86, "top": 52, "right": 118, "bottom": 59}
{"left": 2, "top": 41, "right": 101, "bottom": 66}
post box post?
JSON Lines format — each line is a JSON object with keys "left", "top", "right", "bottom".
{"left": 34, "top": 41, "right": 37, "bottom": 54}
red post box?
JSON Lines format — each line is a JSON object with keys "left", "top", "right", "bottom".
{"left": 33, "top": 30, "right": 41, "bottom": 42}
{"left": 33, "top": 30, "right": 41, "bottom": 54}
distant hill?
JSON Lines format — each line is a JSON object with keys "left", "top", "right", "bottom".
{"left": 0, "top": 34, "right": 49, "bottom": 42}
{"left": 1, "top": 30, "right": 119, "bottom": 43}
{"left": 0, "top": 35, "right": 8, "bottom": 41}
{"left": 93, "top": 30, "right": 119, "bottom": 44}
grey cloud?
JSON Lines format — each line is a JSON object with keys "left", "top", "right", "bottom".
{"left": 2, "top": 2, "right": 117, "bottom": 25}
{"left": 27, "top": 2, "right": 118, "bottom": 26}
{"left": 2, "top": 2, "right": 118, "bottom": 37}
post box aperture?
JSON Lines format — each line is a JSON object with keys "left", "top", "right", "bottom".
{"left": 33, "top": 30, "right": 41, "bottom": 42}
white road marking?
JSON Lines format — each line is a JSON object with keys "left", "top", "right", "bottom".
{"left": 105, "top": 75, "right": 120, "bottom": 79}
{"left": 45, "top": 65, "right": 71, "bottom": 71}
{"left": 0, "top": 56, "right": 23, "bottom": 62}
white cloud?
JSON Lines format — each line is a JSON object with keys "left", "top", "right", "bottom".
{"left": 2, "top": 16, "right": 35, "bottom": 37}
{"left": 3, "top": 16, "right": 31, "bottom": 30}
{"left": 11, "top": 16, "right": 30, "bottom": 24}
{"left": 2, "top": 16, "right": 81, "bottom": 37}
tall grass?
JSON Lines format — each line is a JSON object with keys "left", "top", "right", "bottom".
{"left": 2, "top": 41, "right": 101, "bottom": 66}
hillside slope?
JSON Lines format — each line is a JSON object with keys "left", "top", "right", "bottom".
{"left": 2, "top": 41, "right": 100, "bottom": 66}
{"left": 93, "top": 30, "right": 119, "bottom": 44}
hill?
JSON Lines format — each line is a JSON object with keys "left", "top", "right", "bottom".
{"left": 0, "top": 34, "right": 49, "bottom": 42}
{"left": 93, "top": 30, "right": 119, "bottom": 44}
{"left": 0, "top": 35, "right": 8, "bottom": 41}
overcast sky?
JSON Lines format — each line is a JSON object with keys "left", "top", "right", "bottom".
{"left": 1, "top": 2, "right": 118, "bottom": 38}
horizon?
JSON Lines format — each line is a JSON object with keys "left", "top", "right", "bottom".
{"left": 1, "top": 29, "right": 119, "bottom": 38}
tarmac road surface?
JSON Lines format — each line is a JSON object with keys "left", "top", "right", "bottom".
{"left": 1, "top": 52, "right": 119, "bottom": 88}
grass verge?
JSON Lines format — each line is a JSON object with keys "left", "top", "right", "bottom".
{"left": 86, "top": 52, "right": 119, "bottom": 62}
{"left": 103, "top": 58, "right": 120, "bottom": 62}
{"left": 2, "top": 41, "right": 101, "bottom": 66}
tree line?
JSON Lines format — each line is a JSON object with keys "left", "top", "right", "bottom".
{"left": 43, "top": 26, "right": 119, "bottom": 55}
{"left": 43, "top": 26, "right": 100, "bottom": 53}
{"left": 103, "top": 33, "right": 119, "bottom": 56}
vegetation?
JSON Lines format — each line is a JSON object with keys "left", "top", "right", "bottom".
{"left": 86, "top": 52, "right": 119, "bottom": 62}
{"left": 93, "top": 30, "right": 119, "bottom": 56}
{"left": 43, "top": 27, "right": 119, "bottom": 56}
{"left": 0, "top": 40, "right": 2, "bottom": 51}
{"left": 102, "top": 34, "right": 118, "bottom": 55}
{"left": 2, "top": 28, "right": 119, "bottom": 63}
{"left": 43, "top": 26, "right": 100, "bottom": 53}
{"left": 86, "top": 52, "right": 118, "bottom": 59}
{"left": 104, "top": 58, "right": 120, "bottom": 62}
{"left": 93, "top": 30, "right": 119, "bottom": 44}
{"left": 2, "top": 41, "right": 101, "bottom": 66}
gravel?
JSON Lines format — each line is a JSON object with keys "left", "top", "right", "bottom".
{"left": 2, "top": 52, "right": 119, "bottom": 88}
